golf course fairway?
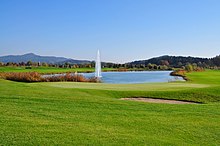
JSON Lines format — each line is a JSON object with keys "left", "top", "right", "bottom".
{"left": 0, "top": 70, "right": 219, "bottom": 145}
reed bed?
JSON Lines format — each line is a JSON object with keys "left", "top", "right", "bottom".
{"left": 0, "top": 72, "right": 99, "bottom": 83}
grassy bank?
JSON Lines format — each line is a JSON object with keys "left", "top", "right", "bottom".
{"left": 0, "top": 66, "right": 116, "bottom": 73}
{"left": 0, "top": 66, "right": 170, "bottom": 74}
{"left": 0, "top": 70, "right": 219, "bottom": 145}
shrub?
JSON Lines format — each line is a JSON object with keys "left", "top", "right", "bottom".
{"left": 1, "top": 72, "right": 42, "bottom": 82}
{"left": 0, "top": 72, "right": 99, "bottom": 83}
{"left": 25, "top": 66, "right": 32, "bottom": 69}
{"left": 88, "top": 77, "right": 101, "bottom": 83}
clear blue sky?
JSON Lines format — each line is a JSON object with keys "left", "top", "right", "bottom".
{"left": 0, "top": 0, "right": 219, "bottom": 63}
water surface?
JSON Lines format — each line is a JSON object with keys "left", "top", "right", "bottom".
{"left": 82, "top": 71, "right": 184, "bottom": 84}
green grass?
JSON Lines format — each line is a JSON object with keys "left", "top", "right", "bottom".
{"left": 0, "top": 66, "right": 117, "bottom": 73}
{"left": 0, "top": 70, "right": 220, "bottom": 145}
{"left": 0, "top": 66, "right": 152, "bottom": 73}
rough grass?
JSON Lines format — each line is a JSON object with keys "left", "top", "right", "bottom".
{"left": 0, "top": 72, "right": 99, "bottom": 83}
{"left": 0, "top": 70, "right": 220, "bottom": 145}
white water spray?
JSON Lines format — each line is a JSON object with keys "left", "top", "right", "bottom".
{"left": 95, "top": 50, "right": 102, "bottom": 78}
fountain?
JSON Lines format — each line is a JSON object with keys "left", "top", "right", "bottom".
{"left": 95, "top": 50, "right": 102, "bottom": 78}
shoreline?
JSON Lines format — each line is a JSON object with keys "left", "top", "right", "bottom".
{"left": 170, "top": 70, "right": 189, "bottom": 81}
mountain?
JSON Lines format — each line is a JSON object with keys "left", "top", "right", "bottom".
{"left": 128, "top": 55, "right": 212, "bottom": 67}
{"left": 0, "top": 53, "right": 91, "bottom": 64}
{"left": 57, "top": 59, "right": 91, "bottom": 65}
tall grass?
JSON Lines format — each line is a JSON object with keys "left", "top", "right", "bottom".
{"left": 0, "top": 72, "right": 99, "bottom": 83}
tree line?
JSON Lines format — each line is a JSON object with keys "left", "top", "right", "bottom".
{"left": 1, "top": 55, "right": 220, "bottom": 71}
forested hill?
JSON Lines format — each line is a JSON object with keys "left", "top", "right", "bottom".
{"left": 0, "top": 53, "right": 91, "bottom": 64}
{"left": 129, "top": 55, "right": 220, "bottom": 68}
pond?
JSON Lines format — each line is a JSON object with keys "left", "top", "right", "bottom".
{"left": 42, "top": 71, "right": 184, "bottom": 84}
{"left": 82, "top": 71, "right": 184, "bottom": 84}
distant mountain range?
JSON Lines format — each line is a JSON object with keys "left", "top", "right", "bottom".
{"left": 0, "top": 53, "right": 91, "bottom": 64}
{"left": 0, "top": 53, "right": 219, "bottom": 67}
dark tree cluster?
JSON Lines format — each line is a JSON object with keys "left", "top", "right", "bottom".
{"left": 128, "top": 55, "right": 220, "bottom": 70}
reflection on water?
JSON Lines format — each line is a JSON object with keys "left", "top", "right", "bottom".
{"left": 82, "top": 71, "right": 184, "bottom": 84}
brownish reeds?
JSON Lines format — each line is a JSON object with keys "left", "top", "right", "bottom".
{"left": 0, "top": 72, "right": 100, "bottom": 83}
{"left": 0, "top": 72, "right": 42, "bottom": 82}
{"left": 170, "top": 69, "right": 188, "bottom": 81}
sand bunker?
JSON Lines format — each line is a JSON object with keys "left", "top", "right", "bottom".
{"left": 121, "top": 98, "right": 199, "bottom": 104}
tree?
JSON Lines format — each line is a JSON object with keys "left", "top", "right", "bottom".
{"left": 153, "top": 64, "right": 158, "bottom": 70}
{"left": 6, "top": 62, "right": 14, "bottom": 66}
{"left": 192, "top": 63, "right": 198, "bottom": 70}
{"left": 161, "top": 60, "right": 169, "bottom": 66}
{"left": 41, "top": 62, "right": 48, "bottom": 67}
{"left": 213, "top": 55, "right": 220, "bottom": 66}
{"left": 178, "top": 62, "right": 183, "bottom": 67}
{"left": 185, "top": 63, "right": 193, "bottom": 72}
{"left": 147, "top": 63, "right": 153, "bottom": 69}
{"left": 0, "top": 62, "right": 4, "bottom": 66}
{"left": 160, "top": 65, "right": 168, "bottom": 70}
{"left": 27, "top": 60, "right": 33, "bottom": 66}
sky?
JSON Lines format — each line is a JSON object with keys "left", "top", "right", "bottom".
{"left": 0, "top": 0, "right": 220, "bottom": 63}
